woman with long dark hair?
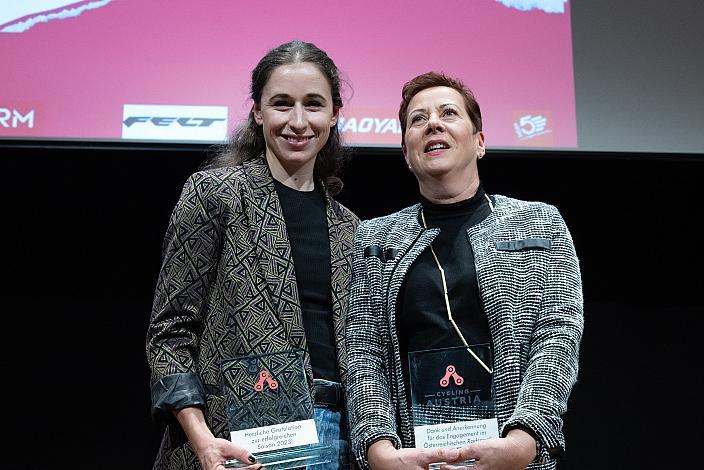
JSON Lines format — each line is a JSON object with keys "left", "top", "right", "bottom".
{"left": 147, "top": 40, "right": 358, "bottom": 470}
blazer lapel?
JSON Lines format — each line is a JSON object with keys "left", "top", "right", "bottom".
{"left": 241, "top": 159, "right": 307, "bottom": 352}
{"left": 467, "top": 203, "right": 520, "bottom": 383}
{"left": 325, "top": 196, "right": 355, "bottom": 378}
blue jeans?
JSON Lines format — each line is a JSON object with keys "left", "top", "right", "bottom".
{"left": 313, "top": 406, "right": 351, "bottom": 469}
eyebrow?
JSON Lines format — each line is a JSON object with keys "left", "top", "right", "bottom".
{"left": 409, "top": 103, "right": 459, "bottom": 115}
{"left": 267, "top": 93, "right": 328, "bottom": 102}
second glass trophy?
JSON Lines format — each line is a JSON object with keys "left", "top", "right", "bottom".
{"left": 221, "top": 350, "right": 335, "bottom": 469}
{"left": 409, "top": 344, "right": 498, "bottom": 467}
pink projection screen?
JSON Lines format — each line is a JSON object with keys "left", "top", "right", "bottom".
{"left": 1, "top": 0, "right": 576, "bottom": 149}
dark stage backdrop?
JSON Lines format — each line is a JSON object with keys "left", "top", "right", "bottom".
{"left": 2, "top": 144, "right": 701, "bottom": 469}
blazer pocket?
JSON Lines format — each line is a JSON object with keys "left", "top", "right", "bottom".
{"left": 364, "top": 244, "right": 399, "bottom": 262}
{"left": 494, "top": 238, "right": 551, "bottom": 251}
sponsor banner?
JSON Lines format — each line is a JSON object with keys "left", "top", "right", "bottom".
{"left": 0, "top": 103, "right": 40, "bottom": 136}
{"left": 511, "top": 111, "right": 554, "bottom": 147}
{"left": 337, "top": 107, "right": 402, "bottom": 146}
{"left": 2, "top": 1, "right": 576, "bottom": 147}
{"left": 122, "top": 104, "right": 228, "bottom": 142}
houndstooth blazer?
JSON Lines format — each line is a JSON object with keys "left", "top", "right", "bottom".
{"left": 146, "top": 157, "right": 358, "bottom": 469}
{"left": 346, "top": 194, "right": 583, "bottom": 470}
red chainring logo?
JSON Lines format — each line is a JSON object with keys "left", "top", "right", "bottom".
{"left": 439, "top": 364, "right": 464, "bottom": 387}
{"left": 253, "top": 370, "right": 279, "bottom": 392}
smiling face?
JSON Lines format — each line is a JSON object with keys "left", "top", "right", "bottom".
{"left": 402, "top": 86, "right": 485, "bottom": 188}
{"left": 253, "top": 62, "right": 339, "bottom": 181}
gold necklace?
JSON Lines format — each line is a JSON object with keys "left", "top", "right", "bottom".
{"left": 420, "top": 193, "right": 493, "bottom": 374}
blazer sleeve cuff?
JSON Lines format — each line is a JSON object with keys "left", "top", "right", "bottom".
{"left": 150, "top": 372, "right": 207, "bottom": 422}
{"left": 502, "top": 409, "right": 565, "bottom": 463}
{"left": 352, "top": 431, "right": 402, "bottom": 470}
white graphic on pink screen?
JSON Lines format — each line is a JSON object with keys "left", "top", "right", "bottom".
{"left": 495, "top": 0, "right": 567, "bottom": 14}
{"left": 1, "top": 0, "right": 112, "bottom": 33}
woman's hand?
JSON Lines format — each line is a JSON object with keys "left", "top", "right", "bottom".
{"left": 440, "top": 429, "right": 537, "bottom": 470}
{"left": 174, "top": 407, "right": 261, "bottom": 470}
{"left": 191, "top": 435, "right": 261, "bottom": 470}
{"left": 368, "top": 439, "right": 460, "bottom": 470}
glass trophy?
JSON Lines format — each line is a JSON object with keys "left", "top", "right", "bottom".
{"left": 409, "top": 344, "right": 498, "bottom": 468}
{"left": 221, "top": 350, "right": 335, "bottom": 469}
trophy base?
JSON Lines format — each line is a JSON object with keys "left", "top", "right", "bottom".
{"left": 429, "top": 459, "right": 476, "bottom": 469}
{"left": 223, "top": 444, "right": 335, "bottom": 469}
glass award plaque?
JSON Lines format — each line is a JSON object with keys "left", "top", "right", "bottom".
{"left": 409, "top": 345, "right": 498, "bottom": 467}
{"left": 221, "top": 350, "right": 335, "bottom": 469}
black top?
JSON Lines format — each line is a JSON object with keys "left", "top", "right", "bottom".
{"left": 397, "top": 185, "right": 493, "bottom": 391}
{"left": 274, "top": 179, "right": 339, "bottom": 382}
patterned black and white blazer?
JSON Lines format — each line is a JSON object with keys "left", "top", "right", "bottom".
{"left": 146, "top": 157, "right": 359, "bottom": 469}
{"left": 346, "top": 194, "right": 583, "bottom": 470}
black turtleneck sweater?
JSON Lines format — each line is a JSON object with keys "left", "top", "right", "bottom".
{"left": 397, "top": 185, "right": 493, "bottom": 388}
{"left": 273, "top": 179, "right": 338, "bottom": 383}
